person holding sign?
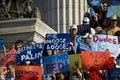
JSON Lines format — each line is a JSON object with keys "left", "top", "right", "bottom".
{"left": 77, "top": 17, "right": 91, "bottom": 36}
{"left": 69, "top": 24, "right": 78, "bottom": 54}
{"left": 93, "top": 2, "right": 108, "bottom": 29}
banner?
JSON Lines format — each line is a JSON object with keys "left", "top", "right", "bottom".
{"left": 107, "top": 6, "right": 120, "bottom": 18}
{"left": 0, "top": 39, "right": 3, "bottom": 50}
{"left": 112, "top": 0, "right": 120, "bottom": 5}
{"left": 74, "top": 36, "right": 91, "bottom": 53}
{"left": 81, "top": 51, "right": 110, "bottom": 70}
{"left": 42, "top": 52, "right": 70, "bottom": 75}
{"left": 16, "top": 43, "right": 43, "bottom": 65}
{"left": 15, "top": 66, "right": 42, "bottom": 80}
{"left": 91, "top": 35, "right": 118, "bottom": 58}
{"left": 87, "top": 0, "right": 101, "bottom": 7}
{"left": 69, "top": 54, "right": 82, "bottom": 72}
{"left": 0, "top": 48, "right": 16, "bottom": 66}
{"left": 46, "top": 33, "right": 70, "bottom": 50}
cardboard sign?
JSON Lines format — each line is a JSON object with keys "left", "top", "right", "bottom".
{"left": 69, "top": 54, "right": 82, "bottom": 72}
{"left": 74, "top": 36, "right": 91, "bottom": 53}
{"left": 0, "top": 39, "right": 3, "bottom": 50}
{"left": 81, "top": 51, "right": 110, "bottom": 70}
{"left": 91, "top": 35, "right": 118, "bottom": 58}
{"left": 0, "top": 48, "right": 16, "bottom": 66}
{"left": 16, "top": 43, "right": 42, "bottom": 64}
{"left": 107, "top": 6, "right": 120, "bottom": 18}
{"left": 42, "top": 52, "right": 70, "bottom": 75}
{"left": 46, "top": 33, "right": 70, "bottom": 50}
{"left": 15, "top": 66, "right": 42, "bottom": 80}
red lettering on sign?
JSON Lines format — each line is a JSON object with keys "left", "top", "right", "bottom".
{"left": 93, "top": 35, "right": 116, "bottom": 44}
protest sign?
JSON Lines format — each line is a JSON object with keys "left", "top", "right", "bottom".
{"left": 42, "top": 52, "right": 70, "bottom": 75}
{"left": 0, "top": 48, "right": 16, "bottom": 66}
{"left": 74, "top": 36, "right": 91, "bottom": 53}
{"left": 16, "top": 43, "right": 43, "bottom": 65}
{"left": 112, "top": 0, "right": 120, "bottom": 5}
{"left": 0, "top": 39, "right": 3, "bottom": 50}
{"left": 91, "top": 35, "right": 118, "bottom": 58}
{"left": 46, "top": 33, "right": 70, "bottom": 50}
{"left": 81, "top": 51, "right": 110, "bottom": 70}
{"left": 69, "top": 54, "right": 82, "bottom": 72}
{"left": 15, "top": 66, "right": 42, "bottom": 80}
{"left": 107, "top": 6, "right": 120, "bottom": 18}
{"left": 87, "top": 0, "right": 101, "bottom": 7}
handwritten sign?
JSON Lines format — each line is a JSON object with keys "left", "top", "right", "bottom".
{"left": 107, "top": 6, "right": 120, "bottom": 18}
{"left": 0, "top": 39, "right": 3, "bottom": 50}
{"left": 91, "top": 35, "right": 118, "bottom": 58}
{"left": 42, "top": 52, "right": 70, "bottom": 75}
{"left": 46, "top": 33, "right": 70, "bottom": 50}
{"left": 69, "top": 54, "right": 82, "bottom": 72}
{"left": 16, "top": 43, "right": 43, "bottom": 64}
{"left": 81, "top": 51, "right": 110, "bottom": 70}
{"left": 0, "top": 48, "right": 16, "bottom": 66}
{"left": 15, "top": 66, "right": 42, "bottom": 80}
{"left": 74, "top": 36, "right": 91, "bottom": 53}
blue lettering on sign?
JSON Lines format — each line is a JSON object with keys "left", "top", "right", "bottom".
{"left": 46, "top": 33, "right": 70, "bottom": 50}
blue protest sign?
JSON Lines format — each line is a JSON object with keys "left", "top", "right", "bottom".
{"left": 46, "top": 33, "right": 70, "bottom": 50}
{"left": 74, "top": 36, "right": 91, "bottom": 53}
{"left": 42, "top": 52, "right": 70, "bottom": 75}
{"left": 90, "top": 8, "right": 95, "bottom": 16}
{"left": 112, "top": 0, "right": 120, "bottom": 5}
{"left": 108, "top": 68, "right": 120, "bottom": 78}
{"left": 87, "top": 0, "right": 101, "bottom": 7}
{"left": 91, "top": 35, "right": 118, "bottom": 58}
{"left": 107, "top": 6, "right": 120, "bottom": 18}
{"left": 0, "top": 39, "right": 3, "bottom": 50}
{"left": 16, "top": 43, "right": 43, "bottom": 64}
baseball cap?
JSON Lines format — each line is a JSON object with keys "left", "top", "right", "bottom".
{"left": 83, "top": 17, "right": 90, "bottom": 22}
{"left": 69, "top": 24, "right": 77, "bottom": 29}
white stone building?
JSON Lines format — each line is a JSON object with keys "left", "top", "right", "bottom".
{"left": 34, "top": 0, "right": 88, "bottom": 33}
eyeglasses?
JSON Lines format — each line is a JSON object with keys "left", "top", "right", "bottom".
{"left": 103, "top": 5, "right": 108, "bottom": 7}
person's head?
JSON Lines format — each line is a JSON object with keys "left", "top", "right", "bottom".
{"left": 59, "top": 73, "right": 65, "bottom": 80}
{"left": 102, "top": 2, "right": 108, "bottom": 11}
{"left": 94, "top": 13, "right": 100, "bottom": 22}
{"left": 83, "top": 17, "right": 90, "bottom": 25}
{"left": 15, "top": 40, "right": 24, "bottom": 50}
{"left": 6, "top": 61, "right": 15, "bottom": 76}
{"left": 110, "top": 15, "right": 118, "bottom": 27}
{"left": 69, "top": 24, "right": 78, "bottom": 35}
{"left": 114, "top": 31, "right": 120, "bottom": 43}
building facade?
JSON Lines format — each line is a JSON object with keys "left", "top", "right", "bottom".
{"left": 33, "top": 0, "right": 88, "bottom": 33}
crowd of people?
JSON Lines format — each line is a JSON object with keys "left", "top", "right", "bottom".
{"left": 0, "top": 1, "right": 120, "bottom": 80}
